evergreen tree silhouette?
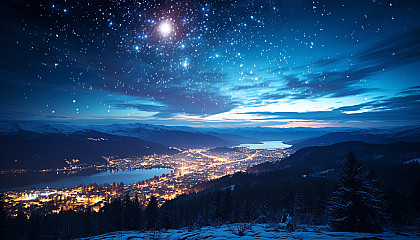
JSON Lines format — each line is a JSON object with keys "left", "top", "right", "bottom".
{"left": 133, "top": 195, "right": 143, "bottom": 229}
{"left": 214, "top": 190, "right": 222, "bottom": 222}
{"left": 145, "top": 196, "right": 158, "bottom": 229}
{"left": 411, "top": 178, "right": 420, "bottom": 215}
{"left": 292, "top": 193, "right": 305, "bottom": 224}
{"left": 313, "top": 181, "right": 329, "bottom": 225}
{"left": 110, "top": 198, "right": 122, "bottom": 231}
{"left": 385, "top": 187, "right": 409, "bottom": 230}
{"left": 0, "top": 194, "right": 7, "bottom": 240}
{"left": 84, "top": 207, "right": 92, "bottom": 236}
{"left": 159, "top": 203, "right": 173, "bottom": 229}
{"left": 329, "top": 152, "right": 384, "bottom": 233}
{"left": 410, "top": 178, "right": 420, "bottom": 228}
{"left": 221, "top": 188, "right": 233, "bottom": 223}
{"left": 28, "top": 212, "right": 41, "bottom": 240}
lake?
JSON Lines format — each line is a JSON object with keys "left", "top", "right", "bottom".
{"left": 18, "top": 168, "right": 172, "bottom": 190}
{"left": 238, "top": 141, "right": 292, "bottom": 149}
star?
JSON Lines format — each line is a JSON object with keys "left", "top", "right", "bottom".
{"left": 159, "top": 21, "right": 172, "bottom": 37}
{"left": 1, "top": 0, "right": 419, "bottom": 128}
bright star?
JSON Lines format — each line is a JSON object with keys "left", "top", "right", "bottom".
{"left": 181, "top": 57, "right": 190, "bottom": 68}
{"left": 159, "top": 21, "right": 172, "bottom": 36}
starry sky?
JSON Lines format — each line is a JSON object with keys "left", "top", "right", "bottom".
{"left": 1, "top": 0, "right": 420, "bottom": 128}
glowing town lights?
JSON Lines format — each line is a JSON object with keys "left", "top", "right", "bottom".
{"left": 5, "top": 147, "right": 291, "bottom": 216}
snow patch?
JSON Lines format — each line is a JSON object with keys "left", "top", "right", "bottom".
{"left": 77, "top": 224, "right": 420, "bottom": 240}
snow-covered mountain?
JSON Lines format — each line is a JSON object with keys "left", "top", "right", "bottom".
{"left": 0, "top": 120, "right": 79, "bottom": 134}
{"left": 87, "top": 123, "right": 234, "bottom": 148}
{"left": 0, "top": 121, "right": 234, "bottom": 148}
{"left": 2, "top": 120, "right": 419, "bottom": 149}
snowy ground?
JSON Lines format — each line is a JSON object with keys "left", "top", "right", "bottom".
{"left": 78, "top": 224, "right": 420, "bottom": 240}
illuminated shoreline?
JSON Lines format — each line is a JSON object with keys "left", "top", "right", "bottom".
{"left": 3, "top": 147, "right": 292, "bottom": 217}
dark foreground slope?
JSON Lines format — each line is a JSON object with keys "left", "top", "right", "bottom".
{"left": 159, "top": 142, "right": 420, "bottom": 230}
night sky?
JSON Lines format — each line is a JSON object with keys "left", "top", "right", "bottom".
{"left": 1, "top": 0, "right": 420, "bottom": 128}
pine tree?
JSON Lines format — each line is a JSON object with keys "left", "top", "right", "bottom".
{"left": 410, "top": 178, "right": 420, "bottom": 229}
{"left": 28, "top": 212, "right": 41, "bottom": 240}
{"left": 132, "top": 195, "right": 143, "bottom": 230}
{"left": 0, "top": 194, "right": 7, "bottom": 240}
{"left": 145, "top": 196, "right": 158, "bottom": 229}
{"left": 159, "top": 203, "right": 174, "bottom": 229}
{"left": 385, "top": 188, "right": 409, "bottom": 230}
{"left": 84, "top": 208, "right": 92, "bottom": 236}
{"left": 214, "top": 190, "right": 222, "bottom": 222}
{"left": 329, "top": 152, "right": 384, "bottom": 233}
{"left": 110, "top": 198, "right": 122, "bottom": 231}
{"left": 313, "top": 181, "right": 329, "bottom": 225}
{"left": 410, "top": 178, "right": 420, "bottom": 216}
{"left": 221, "top": 188, "right": 233, "bottom": 223}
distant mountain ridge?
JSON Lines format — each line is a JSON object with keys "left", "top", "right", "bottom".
{"left": 0, "top": 121, "right": 347, "bottom": 148}
{"left": 0, "top": 129, "right": 177, "bottom": 171}
{"left": 202, "top": 126, "right": 334, "bottom": 142}
{"left": 2, "top": 120, "right": 419, "bottom": 151}
{"left": 90, "top": 123, "right": 235, "bottom": 148}
{"left": 0, "top": 121, "right": 235, "bottom": 148}
{"left": 290, "top": 126, "right": 420, "bottom": 150}
{"left": 0, "top": 120, "right": 77, "bottom": 134}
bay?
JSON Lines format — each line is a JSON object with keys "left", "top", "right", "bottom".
{"left": 18, "top": 168, "right": 171, "bottom": 190}
{"left": 238, "top": 140, "right": 292, "bottom": 149}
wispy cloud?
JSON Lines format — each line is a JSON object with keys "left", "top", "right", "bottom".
{"left": 242, "top": 87, "right": 420, "bottom": 125}
{"left": 255, "top": 27, "right": 420, "bottom": 101}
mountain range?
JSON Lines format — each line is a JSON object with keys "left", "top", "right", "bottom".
{"left": 1, "top": 120, "right": 420, "bottom": 172}
{"left": 0, "top": 121, "right": 237, "bottom": 148}
{"left": 0, "top": 129, "right": 178, "bottom": 171}
{"left": 289, "top": 126, "right": 420, "bottom": 150}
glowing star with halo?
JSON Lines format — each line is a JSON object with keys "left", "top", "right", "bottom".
{"left": 159, "top": 21, "right": 172, "bottom": 37}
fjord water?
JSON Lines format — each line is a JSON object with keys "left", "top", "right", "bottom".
{"left": 238, "top": 140, "right": 292, "bottom": 149}
{"left": 19, "top": 168, "right": 172, "bottom": 190}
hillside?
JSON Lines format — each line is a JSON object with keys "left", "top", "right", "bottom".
{"left": 251, "top": 141, "right": 420, "bottom": 173}
{"left": 249, "top": 141, "right": 420, "bottom": 192}
{"left": 290, "top": 126, "right": 420, "bottom": 150}
{"left": 0, "top": 129, "right": 177, "bottom": 171}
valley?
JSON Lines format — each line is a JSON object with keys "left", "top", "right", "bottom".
{"left": 2, "top": 146, "right": 292, "bottom": 217}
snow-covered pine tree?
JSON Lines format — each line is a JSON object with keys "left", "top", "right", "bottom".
{"left": 292, "top": 193, "right": 305, "bottom": 225}
{"left": 328, "top": 152, "right": 384, "bottom": 233}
